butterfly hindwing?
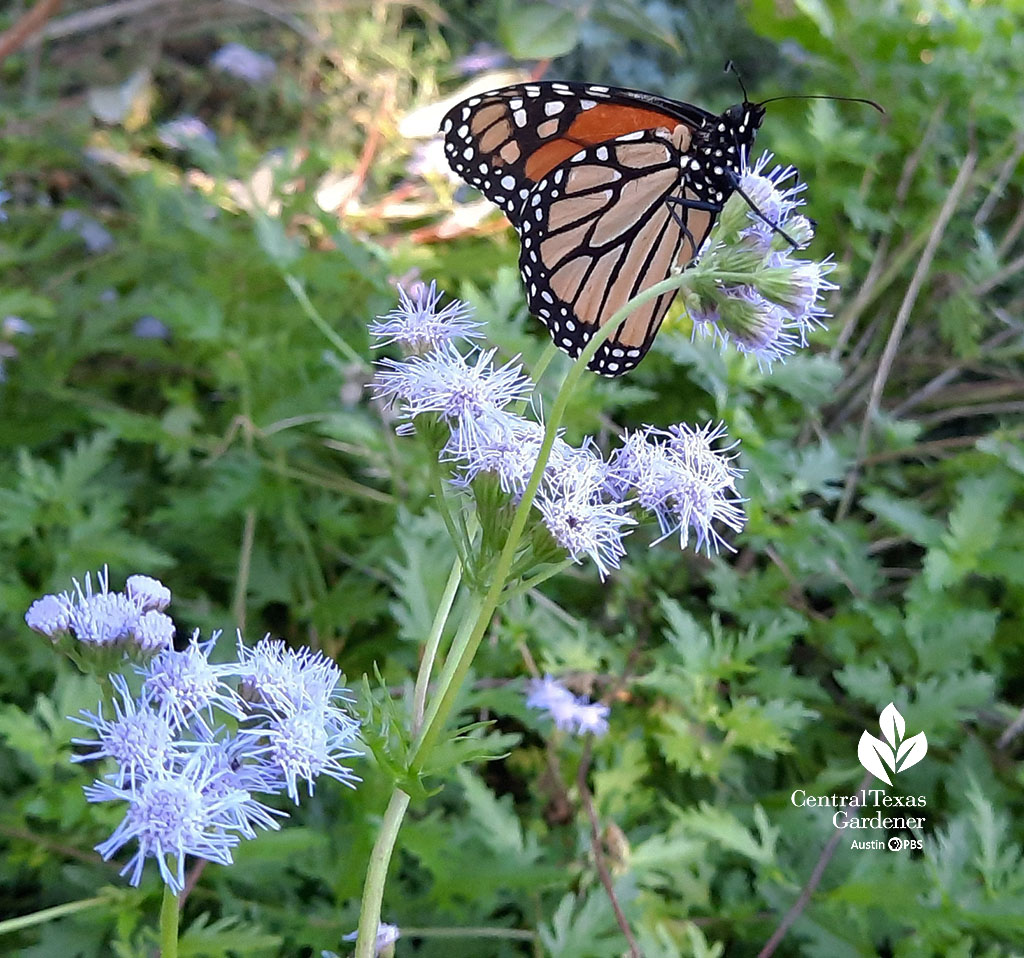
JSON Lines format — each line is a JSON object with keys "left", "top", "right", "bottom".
{"left": 440, "top": 82, "right": 714, "bottom": 226}
{"left": 517, "top": 129, "right": 718, "bottom": 376}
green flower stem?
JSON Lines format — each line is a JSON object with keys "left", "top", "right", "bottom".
{"left": 529, "top": 339, "right": 560, "bottom": 387}
{"left": 159, "top": 885, "right": 179, "bottom": 958}
{"left": 430, "top": 457, "right": 475, "bottom": 570}
{"left": 0, "top": 895, "right": 111, "bottom": 937}
{"left": 409, "top": 268, "right": 695, "bottom": 769}
{"left": 500, "top": 560, "right": 573, "bottom": 603}
{"left": 412, "top": 594, "right": 486, "bottom": 748}
{"left": 283, "top": 273, "right": 367, "bottom": 369}
{"left": 354, "top": 789, "right": 412, "bottom": 958}
{"left": 411, "top": 557, "right": 463, "bottom": 736}
{"left": 354, "top": 270, "right": 699, "bottom": 958}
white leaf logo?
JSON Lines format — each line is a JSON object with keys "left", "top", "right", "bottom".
{"left": 879, "top": 702, "right": 905, "bottom": 748}
{"left": 857, "top": 704, "right": 927, "bottom": 785}
{"left": 896, "top": 731, "right": 928, "bottom": 772}
{"left": 858, "top": 732, "right": 895, "bottom": 786}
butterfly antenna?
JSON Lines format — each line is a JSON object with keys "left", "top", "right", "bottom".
{"left": 725, "top": 170, "right": 800, "bottom": 249}
{"left": 723, "top": 60, "right": 750, "bottom": 103}
{"left": 757, "top": 93, "right": 885, "bottom": 113}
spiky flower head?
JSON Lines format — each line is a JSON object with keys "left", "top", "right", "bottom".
{"left": 608, "top": 422, "right": 746, "bottom": 554}
{"left": 525, "top": 676, "right": 610, "bottom": 737}
{"left": 369, "top": 281, "right": 482, "bottom": 352}
{"left": 372, "top": 343, "right": 532, "bottom": 453}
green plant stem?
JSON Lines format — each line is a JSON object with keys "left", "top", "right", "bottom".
{"left": 159, "top": 885, "right": 179, "bottom": 958}
{"left": 413, "top": 595, "right": 486, "bottom": 748}
{"left": 353, "top": 270, "right": 699, "bottom": 958}
{"left": 0, "top": 895, "right": 111, "bottom": 936}
{"left": 411, "top": 558, "right": 463, "bottom": 736}
{"left": 354, "top": 789, "right": 412, "bottom": 958}
{"left": 283, "top": 273, "right": 366, "bottom": 369}
{"left": 500, "top": 560, "right": 573, "bottom": 603}
{"left": 430, "top": 458, "right": 473, "bottom": 568}
{"left": 530, "top": 339, "right": 560, "bottom": 387}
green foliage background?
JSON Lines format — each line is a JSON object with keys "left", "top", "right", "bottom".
{"left": 1, "top": 0, "right": 1023, "bottom": 955}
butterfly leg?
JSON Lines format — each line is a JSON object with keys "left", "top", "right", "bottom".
{"left": 722, "top": 170, "right": 800, "bottom": 248}
{"left": 665, "top": 194, "right": 723, "bottom": 252}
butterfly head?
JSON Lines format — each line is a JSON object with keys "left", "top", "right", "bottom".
{"left": 722, "top": 101, "right": 766, "bottom": 148}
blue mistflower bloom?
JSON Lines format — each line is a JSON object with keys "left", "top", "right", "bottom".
{"left": 25, "top": 592, "right": 74, "bottom": 637}
{"left": 608, "top": 423, "right": 746, "bottom": 554}
{"left": 526, "top": 676, "right": 610, "bottom": 737}
{"left": 237, "top": 637, "right": 361, "bottom": 800}
{"left": 342, "top": 922, "right": 401, "bottom": 954}
{"left": 245, "top": 705, "right": 361, "bottom": 802}
{"left": 535, "top": 458, "right": 635, "bottom": 580}
{"left": 25, "top": 568, "right": 175, "bottom": 656}
{"left": 210, "top": 43, "right": 276, "bottom": 84}
{"left": 236, "top": 637, "right": 350, "bottom": 714}
{"left": 369, "top": 281, "right": 482, "bottom": 352}
{"left": 71, "top": 675, "right": 180, "bottom": 790}
{"left": 445, "top": 407, "right": 574, "bottom": 498}
{"left": 138, "top": 630, "right": 243, "bottom": 730}
{"left": 373, "top": 343, "right": 532, "bottom": 452}
{"left": 86, "top": 750, "right": 249, "bottom": 893}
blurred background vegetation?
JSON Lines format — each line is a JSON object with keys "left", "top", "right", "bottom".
{"left": 1, "top": 0, "right": 1023, "bottom": 955}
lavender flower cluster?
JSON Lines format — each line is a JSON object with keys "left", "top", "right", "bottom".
{"left": 526, "top": 676, "right": 609, "bottom": 737}
{"left": 27, "top": 572, "right": 360, "bottom": 893}
{"left": 26, "top": 568, "right": 175, "bottom": 653}
{"left": 683, "top": 152, "right": 836, "bottom": 367}
{"left": 370, "top": 285, "right": 746, "bottom": 578}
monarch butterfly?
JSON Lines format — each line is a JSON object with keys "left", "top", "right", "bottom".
{"left": 441, "top": 80, "right": 765, "bottom": 376}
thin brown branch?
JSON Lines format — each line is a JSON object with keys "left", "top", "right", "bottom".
{"left": 973, "top": 250, "right": 1024, "bottom": 297}
{"left": 974, "top": 132, "right": 1024, "bottom": 227}
{"left": 757, "top": 771, "right": 873, "bottom": 958}
{"left": 916, "top": 399, "right": 1024, "bottom": 428}
{"left": 836, "top": 148, "right": 978, "bottom": 519}
{"left": 0, "top": 0, "right": 62, "bottom": 60}
{"left": 577, "top": 738, "right": 642, "bottom": 958}
{"left": 178, "top": 858, "right": 208, "bottom": 906}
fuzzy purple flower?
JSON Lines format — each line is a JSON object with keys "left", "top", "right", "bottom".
{"left": 71, "top": 675, "right": 179, "bottom": 790}
{"left": 369, "top": 281, "right": 482, "bottom": 351}
{"left": 373, "top": 342, "right": 532, "bottom": 452}
{"left": 526, "top": 676, "right": 609, "bottom": 737}
{"left": 86, "top": 750, "right": 248, "bottom": 893}
{"left": 211, "top": 43, "right": 276, "bottom": 84}
{"left": 138, "top": 631, "right": 243, "bottom": 729}
{"left": 608, "top": 423, "right": 746, "bottom": 554}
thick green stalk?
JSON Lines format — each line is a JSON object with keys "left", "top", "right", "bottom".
{"left": 159, "top": 885, "right": 179, "bottom": 958}
{"left": 353, "top": 270, "right": 699, "bottom": 956}
{"left": 354, "top": 789, "right": 412, "bottom": 958}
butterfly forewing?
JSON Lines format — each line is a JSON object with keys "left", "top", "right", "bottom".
{"left": 441, "top": 82, "right": 713, "bottom": 226}
{"left": 518, "top": 130, "right": 717, "bottom": 376}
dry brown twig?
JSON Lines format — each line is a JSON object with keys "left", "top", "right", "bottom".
{"left": 835, "top": 146, "right": 979, "bottom": 519}
{"left": 756, "top": 770, "right": 874, "bottom": 958}
{"left": 0, "top": 0, "right": 63, "bottom": 61}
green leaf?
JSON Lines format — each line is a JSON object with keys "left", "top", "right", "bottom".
{"left": 498, "top": 2, "right": 580, "bottom": 60}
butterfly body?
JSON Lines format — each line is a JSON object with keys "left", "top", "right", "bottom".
{"left": 441, "top": 82, "right": 764, "bottom": 375}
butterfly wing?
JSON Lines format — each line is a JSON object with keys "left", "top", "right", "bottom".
{"left": 517, "top": 129, "right": 717, "bottom": 376}
{"left": 440, "top": 82, "right": 714, "bottom": 226}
